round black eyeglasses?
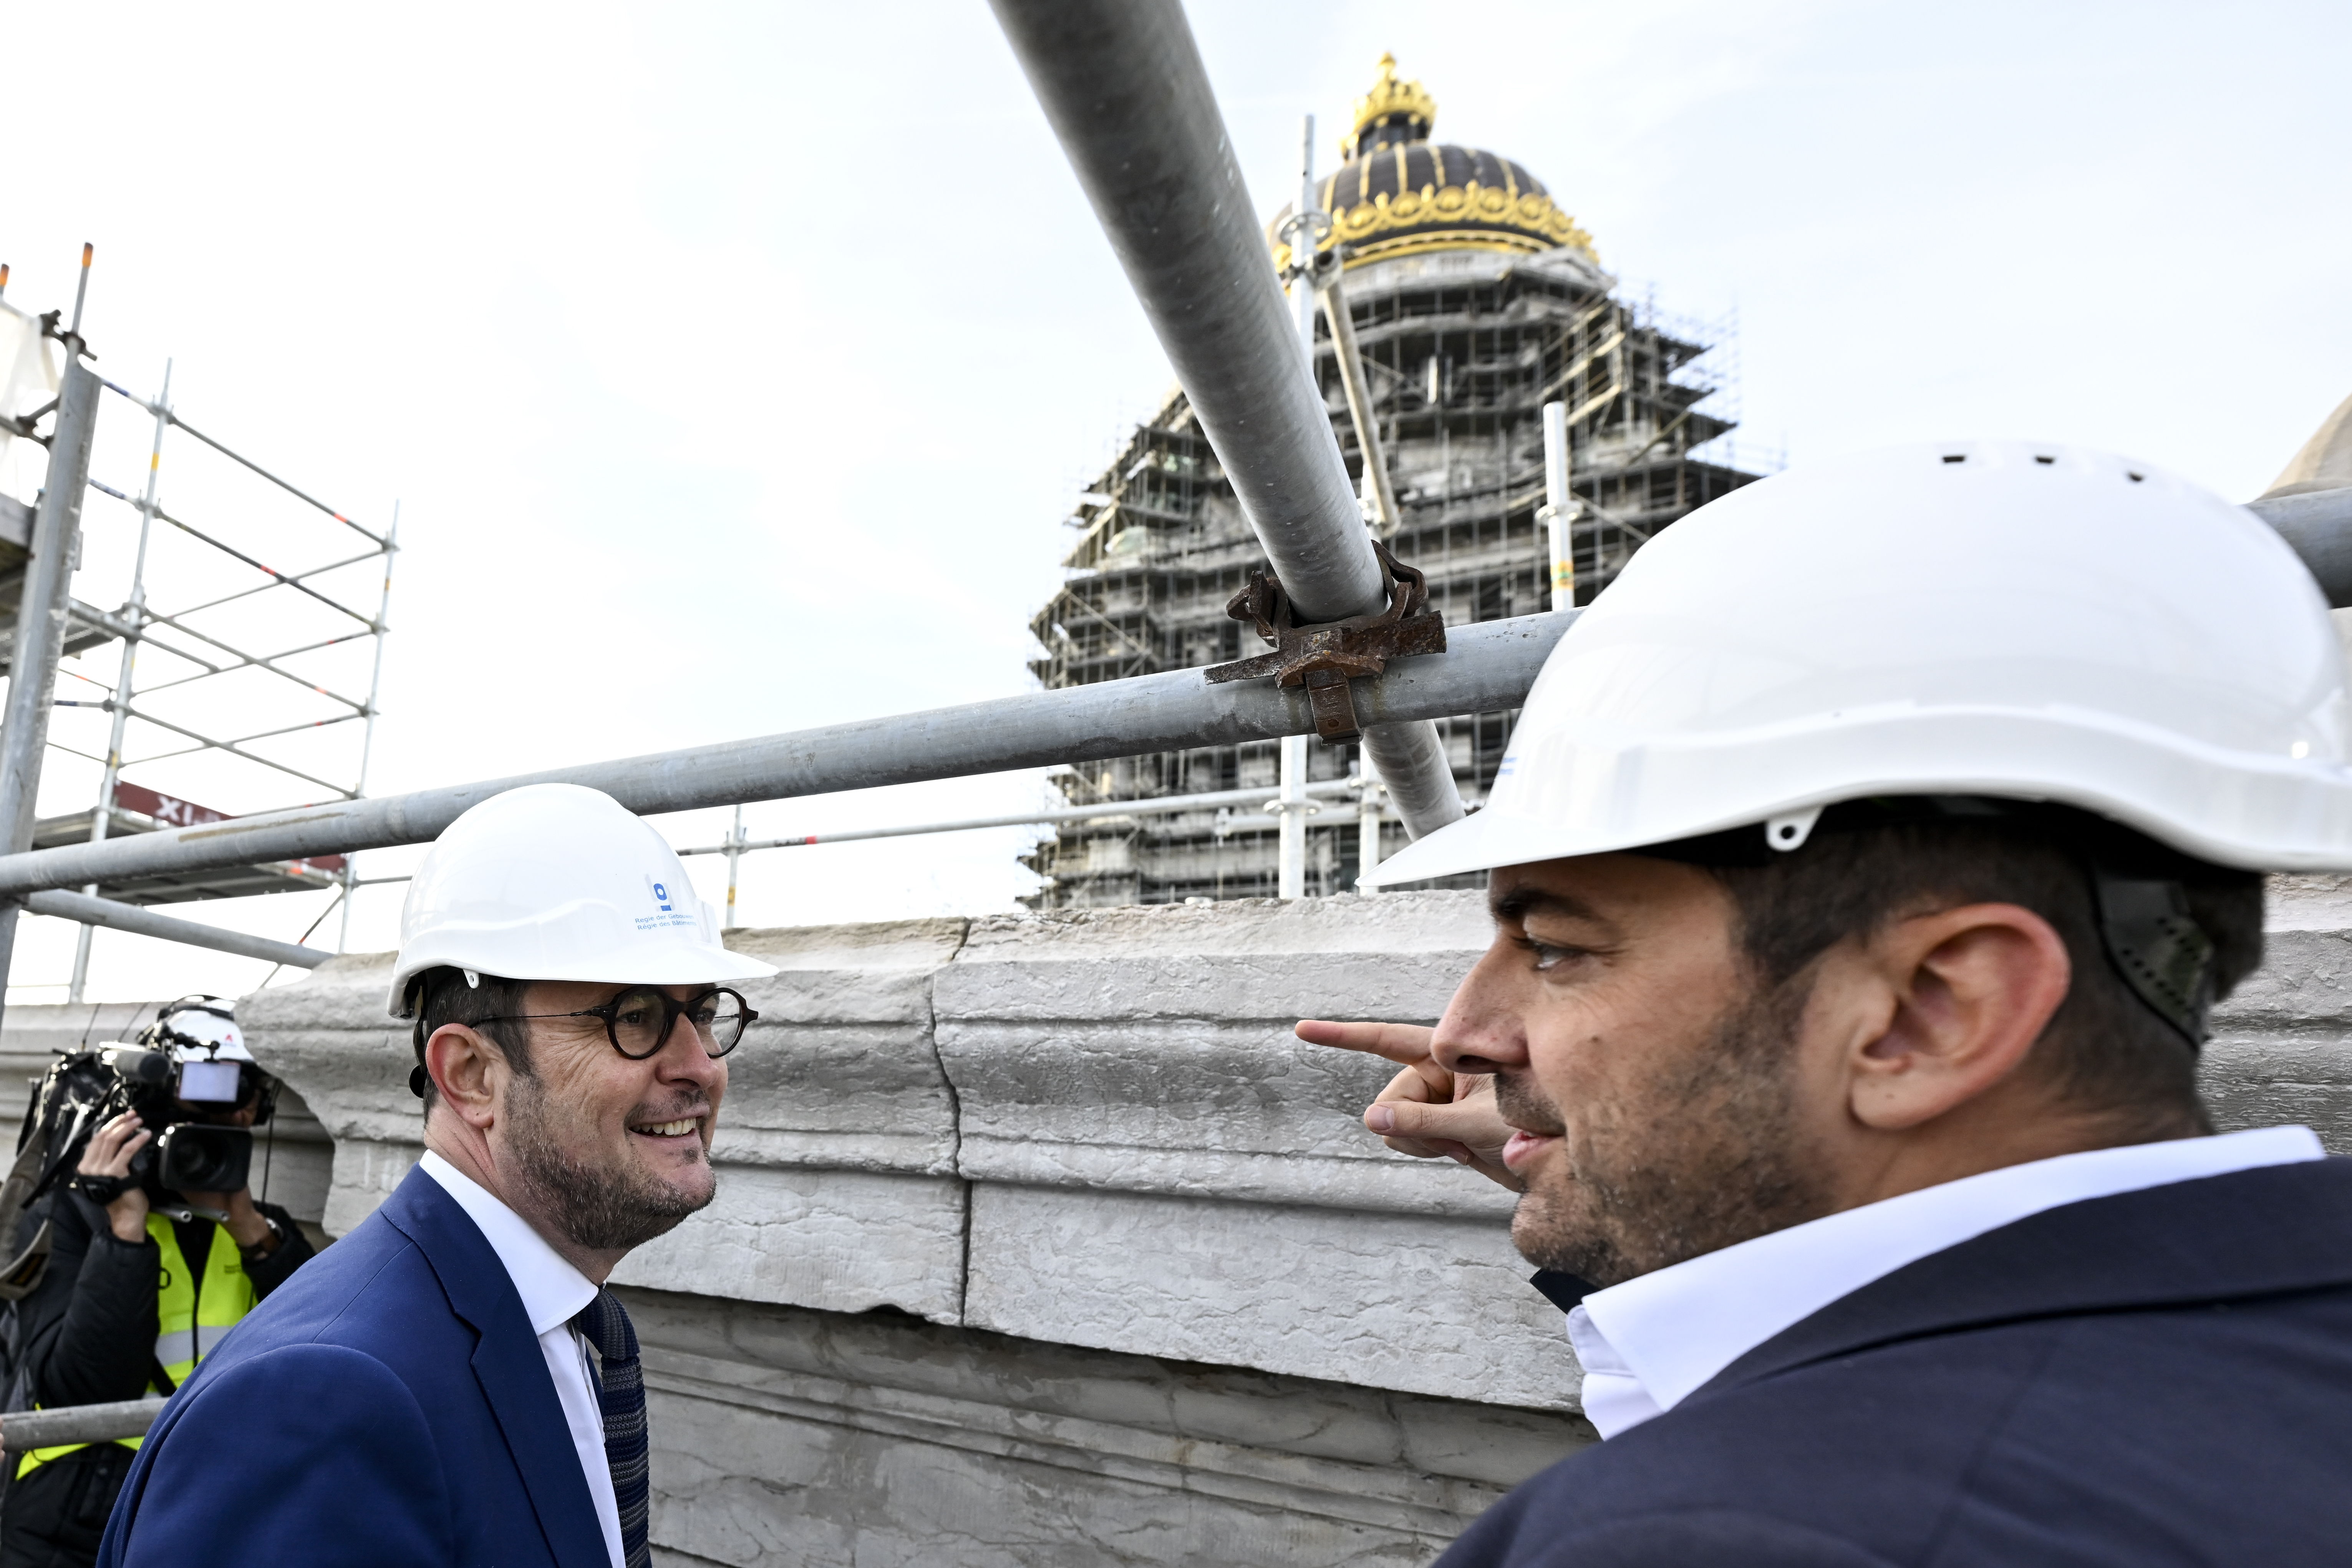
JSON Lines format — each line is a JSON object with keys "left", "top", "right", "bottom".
{"left": 478, "top": 986, "right": 757, "bottom": 1061}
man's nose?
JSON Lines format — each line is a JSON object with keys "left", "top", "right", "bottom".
{"left": 653, "top": 1011, "right": 726, "bottom": 1083}
{"left": 1431, "top": 941, "right": 1533, "bottom": 1076}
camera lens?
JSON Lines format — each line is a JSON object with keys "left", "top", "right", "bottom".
{"left": 154, "top": 1126, "right": 253, "bottom": 1193}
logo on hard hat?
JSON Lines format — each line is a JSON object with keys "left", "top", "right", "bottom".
{"left": 636, "top": 874, "right": 697, "bottom": 933}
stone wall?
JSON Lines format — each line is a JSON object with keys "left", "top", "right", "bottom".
{"left": 229, "top": 881, "right": 2352, "bottom": 1567}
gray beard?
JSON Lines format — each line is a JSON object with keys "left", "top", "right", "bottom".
{"left": 1505, "top": 976, "right": 1834, "bottom": 1288}
{"left": 503, "top": 1071, "right": 714, "bottom": 1254}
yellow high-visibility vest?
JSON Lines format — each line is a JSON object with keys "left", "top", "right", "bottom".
{"left": 15, "top": 1212, "right": 257, "bottom": 1478}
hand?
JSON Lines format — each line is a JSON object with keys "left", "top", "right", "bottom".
{"left": 1295, "top": 1019, "right": 1524, "bottom": 1192}
{"left": 77, "top": 1111, "right": 152, "bottom": 1243}
{"left": 181, "top": 1186, "right": 275, "bottom": 1253}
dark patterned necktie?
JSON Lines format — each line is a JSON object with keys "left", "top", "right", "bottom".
{"left": 572, "top": 1288, "right": 650, "bottom": 1568}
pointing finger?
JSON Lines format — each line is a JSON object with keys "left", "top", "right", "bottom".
{"left": 1295, "top": 1019, "right": 1436, "bottom": 1066}
{"left": 1297, "top": 1019, "right": 1452, "bottom": 1098}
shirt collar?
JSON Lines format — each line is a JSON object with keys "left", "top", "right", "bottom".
{"left": 419, "top": 1150, "right": 599, "bottom": 1338}
{"left": 1576, "top": 1125, "right": 2324, "bottom": 1429}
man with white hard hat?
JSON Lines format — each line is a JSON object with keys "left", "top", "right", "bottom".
{"left": 1301, "top": 441, "right": 2352, "bottom": 1563}
{"left": 98, "top": 782, "right": 776, "bottom": 1568}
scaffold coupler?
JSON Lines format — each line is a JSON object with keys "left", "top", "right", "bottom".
{"left": 1205, "top": 540, "right": 1446, "bottom": 743}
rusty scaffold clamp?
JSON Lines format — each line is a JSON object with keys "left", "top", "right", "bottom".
{"left": 1203, "top": 540, "right": 1446, "bottom": 742}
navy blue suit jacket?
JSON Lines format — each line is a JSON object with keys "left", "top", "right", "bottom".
{"left": 1442, "top": 1159, "right": 2352, "bottom": 1567}
{"left": 96, "top": 1166, "right": 609, "bottom": 1568}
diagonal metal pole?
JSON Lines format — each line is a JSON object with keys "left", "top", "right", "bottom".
{"left": 0, "top": 352, "right": 102, "bottom": 1028}
{"left": 69, "top": 360, "right": 169, "bottom": 1004}
{"left": 33, "top": 890, "right": 323, "bottom": 970}
{"left": 109, "top": 602, "right": 373, "bottom": 709}
{"left": 146, "top": 544, "right": 387, "bottom": 620}
{"left": 1276, "top": 114, "right": 1318, "bottom": 900}
{"left": 989, "top": 0, "right": 1465, "bottom": 840}
{"left": 102, "top": 704, "right": 356, "bottom": 798}
{"left": 1316, "top": 262, "right": 1402, "bottom": 539}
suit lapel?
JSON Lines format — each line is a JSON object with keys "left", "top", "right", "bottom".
{"left": 1702, "top": 1158, "right": 2352, "bottom": 1400}
{"left": 380, "top": 1170, "right": 614, "bottom": 1568}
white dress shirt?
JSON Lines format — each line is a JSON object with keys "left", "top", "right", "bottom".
{"left": 421, "top": 1152, "right": 625, "bottom": 1568}
{"left": 1565, "top": 1125, "right": 2327, "bottom": 1440}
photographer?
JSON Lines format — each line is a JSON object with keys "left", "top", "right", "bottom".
{"left": 0, "top": 999, "right": 312, "bottom": 1568}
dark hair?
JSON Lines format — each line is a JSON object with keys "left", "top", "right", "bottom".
{"left": 1693, "top": 806, "right": 2262, "bottom": 1137}
{"left": 408, "top": 966, "right": 535, "bottom": 1112}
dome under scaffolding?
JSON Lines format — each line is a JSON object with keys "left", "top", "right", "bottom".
{"left": 1025, "top": 55, "right": 1770, "bottom": 908}
{"left": 1270, "top": 54, "right": 1596, "bottom": 274}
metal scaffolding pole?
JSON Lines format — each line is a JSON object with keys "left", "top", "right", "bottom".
{"left": 30, "top": 890, "right": 323, "bottom": 970}
{"left": 1356, "top": 756, "right": 1385, "bottom": 892}
{"left": 1317, "top": 265, "right": 1402, "bottom": 537}
{"left": 69, "top": 361, "right": 170, "bottom": 1004}
{"left": 0, "top": 340, "right": 101, "bottom": 1026}
{"left": 722, "top": 804, "right": 745, "bottom": 929}
{"left": 0, "top": 1397, "right": 163, "bottom": 1454}
{"left": 1275, "top": 115, "right": 1319, "bottom": 902}
{"left": 989, "top": 0, "right": 1466, "bottom": 841}
{"left": 1287, "top": 116, "right": 1323, "bottom": 371}
{"left": 677, "top": 779, "right": 1360, "bottom": 857}
{"left": 0, "top": 611, "right": 1577, "bottom": 900}
{"left": 1540, "top": 401, "right": 1576, "bottom": 613}
{"left": 1276, "top": 732, "right": 1311, "bottom": 899}
{"left": 340, "top": 504, "right": 398, "bottom": 953}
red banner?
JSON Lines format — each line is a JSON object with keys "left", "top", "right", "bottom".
{"left": 112, "top": 782, "right": 347, "bottom": 877}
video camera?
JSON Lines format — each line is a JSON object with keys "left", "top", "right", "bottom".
{"left": 18, "top": 998, "right": 278, "bottom": 1205}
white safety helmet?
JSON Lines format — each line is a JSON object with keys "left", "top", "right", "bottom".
{"left": 132, "top": 996, "right": 267, "bottom": 1110}
{"left": 387, "top": 782, "right": 776, "bottom": 1017}
{"left": 146, "top": 996, "right": 252, "bottom": 1063}
{"left": 1367, "top": 439, "right": 2352, "bottom": 886}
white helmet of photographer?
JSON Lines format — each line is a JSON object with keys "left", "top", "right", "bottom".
{"left": 149, "top": 997, "right": 251, "bottom": 1063}
{"left": 1365, "top": 439, "right": 2352, "bottom": 885}
{"left": 387, "top": 782, "right": 777, "bottom": 1018}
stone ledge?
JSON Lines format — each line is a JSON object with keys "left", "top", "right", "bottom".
{"left": 954, "top": 1139, "right": 1517, "bottom": 1218}
{"left": 627, "top": 1287, "right": 1590, "bottom": 1568}
{"left": 962, "top": 1184, "right": 1578, "bottom": 1412}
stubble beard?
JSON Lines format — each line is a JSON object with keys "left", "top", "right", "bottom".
{"left": 504, "top": 1071, "right": 717, "bottom": 1254}
{"left": 1504, "top": 975, "right": 1835, "bottom": 1288}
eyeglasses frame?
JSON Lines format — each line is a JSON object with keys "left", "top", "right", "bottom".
{"left": 473, "top": 985, "right": 758, "bottom": 1062}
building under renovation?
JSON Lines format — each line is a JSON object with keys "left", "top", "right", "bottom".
{"left": 1024, "top": 56, "right": 1767, "bottom": 906}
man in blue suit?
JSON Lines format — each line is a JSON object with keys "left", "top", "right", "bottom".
{"left": 98, "top": 783, "right": 778, "bottom": 1568}
{"left": 1308, "top": 444, "right": 2352, "bottom": 1564}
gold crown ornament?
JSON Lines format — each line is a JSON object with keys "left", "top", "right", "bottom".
{"left": 1342, "top": 53, "right": 1437, "bottom": 158}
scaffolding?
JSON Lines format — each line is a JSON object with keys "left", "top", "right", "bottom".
{"left": 1021, "top": 58, "right": 1771, "bottom": 909}
{"left": 0, "top": 8, "right": 2338, "bottom": 1005}
{"left": 0, "top": 260, "right": 396, "bottom": 1003}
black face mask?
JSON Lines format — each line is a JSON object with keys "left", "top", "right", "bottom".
{"left": 1631, "top": 795, "right": 2220, "bottom": 1049}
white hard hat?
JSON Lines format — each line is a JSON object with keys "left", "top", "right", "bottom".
{"left": 387, "top": 782, "right": 776, "bottom": 1017}
{"left": 1367, "top": 439, "right": 2352, "bottom": 886}
{"left": 150, "top": 998, "right": 251, "bottom": 1063}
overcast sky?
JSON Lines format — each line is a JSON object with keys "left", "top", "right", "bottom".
{"left": 1, "top": 0, "right": 2345, "bottom": 1007}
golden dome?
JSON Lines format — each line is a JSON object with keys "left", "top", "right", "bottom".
{"left": 1272, "top": 55, "right": 1596, "bottom": 275}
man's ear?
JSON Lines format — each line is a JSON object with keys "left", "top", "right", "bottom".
{"left": 425, "top": 1024, "right": 504, "bottom": 1132}
{"left": 1843, "top": 902, "right": 2072, "bottom": 1131}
